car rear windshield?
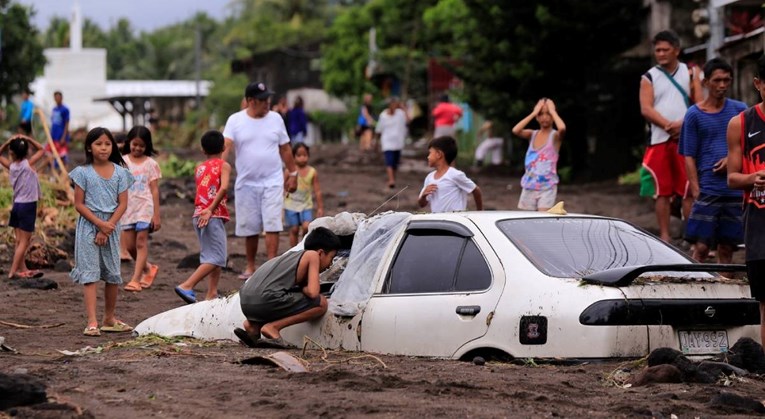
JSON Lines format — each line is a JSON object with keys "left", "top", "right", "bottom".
{"left": 497, "top": 217, "right": 691, "bottom": 278}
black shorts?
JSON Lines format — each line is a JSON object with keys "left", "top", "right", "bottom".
{"left": 241, "top": 294, "right": 322, "bottom": 324}
{"left": 746, "top": 259, "right": 765, "bottom": 302}
{"left": 18, "top": 121, "right": 32, "bottom": 135}
{"left": 9, "top": 201, "right": 37, "bottom": 232}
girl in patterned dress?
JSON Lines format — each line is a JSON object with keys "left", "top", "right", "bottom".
{"left": 69, "top": 127, "right": 134, "bottom": 337}
{"left": 120, "top": 126, "right": 162, "bottom": 292}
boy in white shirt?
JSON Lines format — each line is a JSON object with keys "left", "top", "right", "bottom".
{"left": 418, "top": 136, "right": 483, "bottom": 212}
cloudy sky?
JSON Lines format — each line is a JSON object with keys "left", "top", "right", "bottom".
{"left": 17, "top": 0, "right": 232, "bottom": 32}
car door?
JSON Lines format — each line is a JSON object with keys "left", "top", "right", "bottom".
{"left": 360, "top": 220, "right": 505, "bottom": 357}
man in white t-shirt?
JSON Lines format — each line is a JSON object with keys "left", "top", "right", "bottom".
{"left": 375, "top": 96, "right": 409, "bottom": 190}
{"left": 223, "top": 82, "right": 298, "bottom": 278}
{"left": 419, "top": 136, "right": 483, "bottom": 212}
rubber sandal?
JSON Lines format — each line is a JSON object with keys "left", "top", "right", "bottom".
{"left": 238, "top": 272, "right": 254, "bottom": 280}
{"left": 15, "top": 270, "right": 44, "bottom": 279}
{"left": 254, "top": 337, "right": 294, "bottom": 349}
{"left": 123, "top": 281, "right": 142, "bottom": 292}
{"left": 100, "top": 320, "right": 133, "bottom": 333}
{"left": 83, "top": 326, "right": 101, "bottom": 337}
{"left": 26, "top": 270, "right": 44, "bottom": 278}
{"left": 174, "top": 286, "right": 197, "bottom": 304}
{"left": 234, "top": 327, "right": 260, "bottom": 348}
{"left": 139, "top": 264, "right": 159, "bottom": 288}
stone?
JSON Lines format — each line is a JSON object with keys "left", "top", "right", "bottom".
{"left": 0, "top": 373, "right": 47, "bottom": 410}
{"left": 54, "top": 259, "right": 72, "bottom": 272}
{"left": 629, "top": 364, "right": 683, "bottom": 386}
{"left": 176, "top": 253, "right": 201, "bottom": 269}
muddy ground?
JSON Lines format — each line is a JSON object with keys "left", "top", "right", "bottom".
{"left": 1, "top": 143, "right": 764, "bottom": 418}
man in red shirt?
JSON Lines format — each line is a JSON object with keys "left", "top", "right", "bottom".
{"left": 432, "top": 94, "right": 463, "bottom": 138}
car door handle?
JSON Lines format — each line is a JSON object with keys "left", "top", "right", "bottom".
{"left": 456, "top": 306, "right": 481, "bottom": 316}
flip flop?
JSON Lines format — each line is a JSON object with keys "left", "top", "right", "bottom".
{"left": 100, "top": 320, "right": 133, "bottom": 333}
{"left": 238, "top": 272, "right": 254, "bottom": 280}
{"left": 174, "top": 286, "right": 197, "bottom": 304}
{"left": 123, "top": 281, "right": 142, "bottom": 292}
{"left": 83, "top": 326, "right": 101, "bottom": 337}
{"left": 234, "top": 327, "right": 260, "bottom": 348}
{"left": 254, "top": 337, "right": 294, "bottom": 349}
{"left": 13, "top": 270, "right": 44, "bottom": 279}
{"left": 139, "top": 264, "right": 159, "bottom": 288}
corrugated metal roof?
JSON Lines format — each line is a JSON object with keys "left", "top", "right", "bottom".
{"left": 99, "top": 80, "right": 212, "bottom": 99}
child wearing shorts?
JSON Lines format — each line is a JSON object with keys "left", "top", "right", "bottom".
{"left": 511, "top": 98, "right": 567, "bottom": 211}
{"left": 0, "top": 135, "right": 45, "bottom": 279}
{"left": 175, "top": 130, "right": 231, "bottom": 304}
{"left": 284, "top": 143, "right": 324, "bottom": 247}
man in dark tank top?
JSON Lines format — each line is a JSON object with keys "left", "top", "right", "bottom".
{"left": 726, "top": 54, "right": 765, "bottom": 353}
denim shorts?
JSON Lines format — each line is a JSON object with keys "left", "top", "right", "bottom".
{"left": 685, "top": 193, "right": 743, "bottom": 247}
{"left": 10, "top": 201, "right": 37, "bottom": 232}
{"left": 284, "top": 209, "right": 313, "bottom": 227}
{"left": 122, "top": 221, "right": 152, "bottom": 232}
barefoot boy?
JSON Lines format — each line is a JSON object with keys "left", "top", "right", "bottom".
{"left": 174, "top": 130, "right": 231, "bottom": 304}
{"left": 418, "top": 136, "right": 483, "bottom": 212}
{"left": 234, "top": 227, "right": 340, "bottom": 348}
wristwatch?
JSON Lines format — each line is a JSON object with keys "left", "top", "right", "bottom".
{"left": 288, "top": 171, "right": 298, "bottom": 177}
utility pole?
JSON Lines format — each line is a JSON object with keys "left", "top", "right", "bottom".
{"left": 195, "top": 23, "right": 201, "bottom": 108}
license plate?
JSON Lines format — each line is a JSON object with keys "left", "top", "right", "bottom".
{"left": 678, "top": 330, "right": 729, "bottom": 355}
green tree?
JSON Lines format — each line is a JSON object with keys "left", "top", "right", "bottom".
{"left": 0, "top": 0, "right": 45, "bottom": 102}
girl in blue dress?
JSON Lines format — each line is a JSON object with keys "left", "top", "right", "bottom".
{"left": 69, "top": 127, "right": 134, "bottom": 336}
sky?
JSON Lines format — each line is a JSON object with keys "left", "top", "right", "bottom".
{"left": 16, "top": 0, "right": 232, "bottom": 32}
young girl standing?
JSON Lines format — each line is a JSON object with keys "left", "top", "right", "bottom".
{"left": 284, "top": 143, "right": 324, "bottom": 247}
{"left": 511, "top": 98, "right": 567, "bottom": 211}
{"left": 0, "top": 135, "right": 45, "bottom": 279}
{"left": 121, "top": 126, "right": 162, "bottom": 292}
{"left": 70, "top": 127, "right": 134, "bottom": 336}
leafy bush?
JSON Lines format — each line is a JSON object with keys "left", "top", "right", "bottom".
{"left": 158, "top": 154, "right": 198, "bottom": 178}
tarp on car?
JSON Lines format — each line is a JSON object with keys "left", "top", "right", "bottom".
{"left": 328, "top": 211, "right": 411, "bottom": 316}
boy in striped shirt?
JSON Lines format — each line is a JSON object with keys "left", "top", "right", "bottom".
{"left": 680, "top": 58, "right": 746, "bottom": 263}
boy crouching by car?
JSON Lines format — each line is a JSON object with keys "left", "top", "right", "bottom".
{"left": 234, "top": 227, "right": 340, "bottom": 348}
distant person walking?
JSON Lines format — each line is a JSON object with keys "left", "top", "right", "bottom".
{"left": 473, "top": 120, "right": 504, "bottom": 168}
{"left": 357, "top": 93, "right": 376, "bottom": 151}
{"left": 287, "top": 96, "right": 308, "bottom": 144}
{"left": 48, "top": 91, "right": 71, "bottom": 164}
{"left": 680, "top": 58, "right": 746, "bottom": 264}
{"left": 512, "top": 98, "right": 566, "bottom": 211}
{"left": 223, "top": 82, "right": 298, "bottom": 279}
{"left": 726, "top": 53, "right": 765, "bottom": 356}
{"left": 432, "top": 94, "right": 463, "bottom": 138}
{"left": 18, "top": 90, "right": 34, "bottom": 135}
{"left": 375, "top": 96, "right": 409, "bottom": 190}
{"left": 639, "top": 30, "right": 701, "bottom": 242}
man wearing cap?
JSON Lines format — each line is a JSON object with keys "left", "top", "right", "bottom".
{"left": 223, "top": 82, "right": 298, "bottom": 279}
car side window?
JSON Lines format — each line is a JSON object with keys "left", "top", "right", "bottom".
{"left": 385, "top": 230, "right": 491, "bottom": 294}
{"left": 454, "top": 240, "right": 492, "bottom": 291}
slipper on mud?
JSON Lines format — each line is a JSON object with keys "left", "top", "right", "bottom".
{"left": 238, "top": 272, "right": 254, "bottom": 280}
{"left": 254, "top": 337, "right": 294, "bottom": 349}
{"left": 174, "top": 286, "right": 197, "bottom": 304}
{"left": 12, "top": 270, "right": 44, "bottom": 279}
{"left": 123, "top": 282, "right": 142, "bottom": 292}
{"left": 83, "top": 326, "right": 101, "bottom": 337}
{"left": 100, "top": 320, "right": 133, "bottom": 333}
{"left": 139, "top": 264, "right": 159, "bottom": 288}
{"left": 234, "top": 327, "right": 260, "bottom": 348}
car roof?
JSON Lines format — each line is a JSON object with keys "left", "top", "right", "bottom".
{"left": 409, "top": 210, "right": 611, "bottom": 223}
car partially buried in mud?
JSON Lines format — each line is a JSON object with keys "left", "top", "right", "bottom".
{"left": 136, "top": 211, "right": 762, "bottom": 360}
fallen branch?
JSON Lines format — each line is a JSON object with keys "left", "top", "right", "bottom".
{"left": 0, "top": 320, "right": 65, "bottom": 329}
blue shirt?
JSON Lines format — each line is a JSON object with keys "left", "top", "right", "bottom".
{"left": 680, "top": 99, "right": 746, "bottom": 197}
{"left": 50, "top": 105, "right": 70, "bottom": 142}
{"left": 287, "top": 107, "right": 307, "bottom": 138}
{"left": 69, "top": 164, "right": 133, "bottom": 214}
{"left": 20, "top": 99, "right": 34, "bottom": 122}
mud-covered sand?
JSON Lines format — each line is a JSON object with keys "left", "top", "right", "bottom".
{"left": 2, "top": 144, "right": 764, "bottom": 418}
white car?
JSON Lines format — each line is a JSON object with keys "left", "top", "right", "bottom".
{"left": 136, "top": 211, "right": 762, "bottom": 359}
